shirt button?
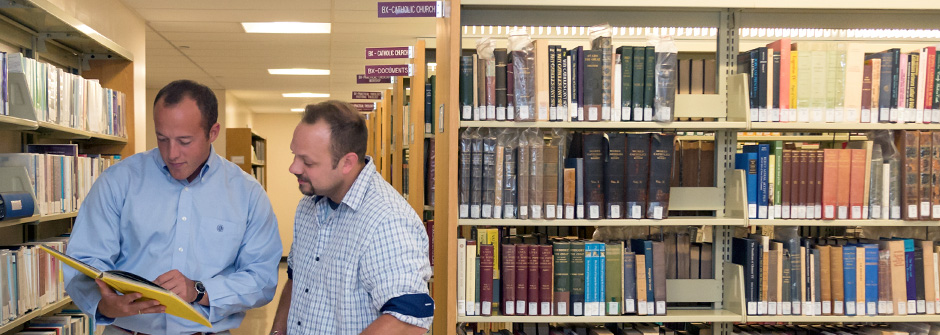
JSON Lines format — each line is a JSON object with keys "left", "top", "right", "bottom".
{"left": 297, "top": 321, "right": 301, "bottom": 326}
{"left": 178, "top": 248, "right": 183, "bottom": 252}
{"left": 305, "top": 288, "right": 309, "bottom": 293}
{"left": 315, "top": 256, "right": 320, "bottom": 261}
{"left": 182, "top": 217, "right": 187, "bottom": 221}
{"left": 184, "top": 187, "right": 189, "bottom": 192}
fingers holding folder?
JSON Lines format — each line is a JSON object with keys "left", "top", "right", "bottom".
{"left": 95, "top": 279, "right": 167, "bottom": 318}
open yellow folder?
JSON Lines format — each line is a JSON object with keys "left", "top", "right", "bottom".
{"left": 39, "top": 245, "right": 212, "bottom": 327}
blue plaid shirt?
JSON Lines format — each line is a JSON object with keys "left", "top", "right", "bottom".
{"left": 287, "top": 157, "right": 433, "bottom": 334}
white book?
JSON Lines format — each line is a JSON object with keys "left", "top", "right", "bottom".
{"left": 457, "top": 238, "right": 466, "bottom": 316}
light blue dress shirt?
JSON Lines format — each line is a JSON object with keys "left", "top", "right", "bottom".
{"left": 64, "top": 147, "right": 282, "bottom": 335}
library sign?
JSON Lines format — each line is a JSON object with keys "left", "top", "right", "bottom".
{"left": 365, "top": 64, "right": 413, "bottom": 77}
{"left": 366, "top": 47, "right": 413, "bottom": 59}
{"left": 353, "top": 91, "right": 383, "bottom": 100}
{"left": 357, "top": 74, "right": 392, "bottom": 84}
{"left": 351, "top": 103, "right": 376, "bottom": 111}
{"left": 377, "top": 1, "right": 442, "bottom": 18}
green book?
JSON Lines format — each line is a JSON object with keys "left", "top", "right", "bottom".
{"left": 570, "top": 241, "right": 586, "bottom": 316}
{"left": 606, "top": 242, "right": 624, "bottom": 315}
{"left": 773, "top": 140, "right": 784, "bottom": 218}
{"left": 553, "top": 241, "right": 571, "bottom": 315}
{"left": 644, "top": 46, "right": 655, "bottom": 120}
{"left": 632, "top": 47, "right": 646, "bottom": 120}
{"left": 619, "top": 46, "right": 634, "bottom": 120}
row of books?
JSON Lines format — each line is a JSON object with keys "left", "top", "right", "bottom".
{"left": 459, "top": 37, "right": 677, "bottom": 123}
{"left": 672, "top": 140, "right": 716, "bottom": 188}
{"left": 733, "top": 235, "right": 940, "bottom": 317}
{"left": 425, "top": 137, "right": 436, "bottom": 207}
{"left": 1, "top": 239, "right": 68, "bottom": 325}
{"left": 459, "top": 129, "right": 678, "bottom": 220}
{"left": 3, "top": 52, "right": 128, "bottom": 137}
{"left": 735, "top": 130, "right": 939, "bottom": 220}
{"left": 678, "top": 58, "right": 719, "bottom": 95}
{"left": 741, "top": 40, "right": 940, "bottom": 124}
{"left": 457, "top": 230, "right": 714, "bottom": 317}
{"left": 13, "top": 312, "right": 92, "bottom": 335}
{"left": 459, "top": 322, "right": 709, "bottom": 335}
{"left": 732, "top": 323, "right": 940, "bottom": 335}
{"left": 0, "top": 145, "right": 118, "bottom": 216}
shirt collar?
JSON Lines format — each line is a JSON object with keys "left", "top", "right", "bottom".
{"left": 313, "top": 156, "right": 375, "bottom": 212}
{"left": 151, "top": 145, "right": 219, "bottom": 184}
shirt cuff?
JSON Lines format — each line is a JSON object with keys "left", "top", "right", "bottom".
{"left": 383, "top": 311, "right": 432, "bottom": 330}
{"left": 287, "top": 265, "right": 293, "bottom": 280}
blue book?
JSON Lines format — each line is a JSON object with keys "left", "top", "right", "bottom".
{"left": 0, "top": 192, "right": 34, "bottom": 220}
{"left": 782, "top": 237, "right": 802, "bottom": 315}
{"left": 864, "top": 244, "right": 880, "bottom": 316}
{"left": 597, "top": 242, "right": 606, "bottom": 316}
{"left": 584, "top": 242, "right": 596, "bottom": 316}
{"left": 843, "top": 245, "right": 858, "bottom": 316}
{"left": 736, "top": 152, "right": 759, "bottom": 219}
{"left": 623, "top": 251, "right": 637, "bottom": 314}
{"left": 903, "top": 239, "right": 917, "bottom": 312}
{"left": 732, "top": 237, "right": 759, "bottom": 315}
{"left": 757, "top": 144, "right": 770, "bottom": 219}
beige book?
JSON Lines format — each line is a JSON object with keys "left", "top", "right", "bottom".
{"left": 636, "top": 255, "right": 648, "bottom": 316}
{"left": 844, "top": 43, "right": 865, "bottom": 123}
{"left": 800, "top": 246, "right": 808, "bottom": 315}
{"left": 886, "top": 240, "right": 908, "bottom": 315}
{"left": 818, "top": 245, "right": 832, "bottom": 315}
{"left": 856, "top": 245, "right": 866, "bottom": 315}
{"left": 922, "top": 241, "right": 937, "bottom": 314}
{"left": 846, "top": 141, "right": 874, "bottom": 217}
{"left": 534, "top": 39, "right": 550, "bottom": 121}
{"left": 831, "top": 245, "right": 845, "bottom": 315}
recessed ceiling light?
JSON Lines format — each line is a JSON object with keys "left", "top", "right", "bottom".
{"left": 268, "top": 68, "right": 330, "bottom": 76}
{"left": 291, "top": 108, "right": 305, "bottom": 112}
{"left": 283, "top": 93, "right": 330, "bottom": 98}
{"left": 242, "top": 22, "right": 331, "bottom": 34}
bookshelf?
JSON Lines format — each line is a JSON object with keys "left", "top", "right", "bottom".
{"left": 432, "top": 1, "right": 940, "bottom": 334}
{"left": 225, "top": 128, "right": 267, "bottom": 189}
{"left": 408, "top": 40, "right": 429, "bottom": 215}
{"left": 0, "top": 0, "right": 138, "bottom": 333}
{"left": 392, "top": 76, "right": 406, "bottom": 193}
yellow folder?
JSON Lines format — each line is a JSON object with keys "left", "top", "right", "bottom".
{"left": 39, "top": 245, "right": 212, "bottom": 327}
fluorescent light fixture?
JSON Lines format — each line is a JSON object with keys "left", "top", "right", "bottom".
{"left": 242, "top": 22, "right": 331, "bottom": 34}
{"left": 282, "top": 93, "right": 330, "bottom": 98}
{"left": 268, "top": 68, "right": 330, "bottom": 75}
{"left": 291, "top": 108, "right": 305, "bottom": 112}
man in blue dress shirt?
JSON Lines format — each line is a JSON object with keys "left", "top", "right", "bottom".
{"left": 64, "top": 80, "right": 282, "bottom": 335}
{"left": 269, "top": 101, "right": 433, "bottom": 335}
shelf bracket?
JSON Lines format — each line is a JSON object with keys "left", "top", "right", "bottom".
{"left": 39, "top": 31, "right": 83, "bottom": 40}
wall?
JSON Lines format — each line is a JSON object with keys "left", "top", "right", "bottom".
{"left": 252, "top": 113, "right": 303, "bottom": 257}
{"left": 225, "top": 91, "right": 254, "bottom": 129}
{"left": 45, "top": 0, "right": 148, "bottom": 154}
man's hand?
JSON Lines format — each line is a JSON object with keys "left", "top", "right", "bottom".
{"left": 154, "top": 269, "right": 197, "bottom": 303}
{"left": 95, "top": 279, "right": 165, "bottom": 318}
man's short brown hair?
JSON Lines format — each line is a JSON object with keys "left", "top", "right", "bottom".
{"left": 301, "top": 100, "right": 368, "bottom": 167}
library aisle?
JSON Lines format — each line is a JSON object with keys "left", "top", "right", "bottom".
{"left": 231, "top": 263, "right": 288, "bottom": 335}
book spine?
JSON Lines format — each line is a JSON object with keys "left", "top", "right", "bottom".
{"left": 606, "top": 243, "right": 622, "bottom": 315}
{"left": 621, "top": 46, "right": 633, "bottom": 120}
{"left": 460, "top": 56, "right": 474, "bottom": 120}
{"left": 583, "top": 132, "right": 606, "bottom": 219}
{"left": 570, "top": 241, "right": 585, "bottom": 316}
{"left": 644, "top": 46, "right": 655, "bottom": 121}
{"left": 539, "top": 244, "right": 553, "bottom": 315}
{"left": 921, "top": 131, "right": 933, "bottom": 218}
{"left": 495, "top": 49, "right": 508, "bottom": 120}
{"left": 626, "top": 134, "right": 650, "bottom": 218}
{"left": 623, "top": 251, "right": 637, "bottom": 314}
{"left": 553, "top": 242, "right": 570, "bottom": 315}
{"left": 606, "top": 133, "right": 626, "bottom": 218}
{"left": 515, "top": 242, "right": 528, "bottom": 315}
{"left": 480, "top": 244, "right": 494, "bottom": 315}
{"left": 648, "top": 133, "right": 675, "bottom": 219}
{"left": 502, "top": 244, "right": 516, "bottom": 315}
{"left": 843, "top": 245, "right": 858, "bottom": 316}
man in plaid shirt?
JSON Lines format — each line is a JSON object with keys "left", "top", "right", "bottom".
{"left": 270, "top": 100, "right": 433, "bottom": 335}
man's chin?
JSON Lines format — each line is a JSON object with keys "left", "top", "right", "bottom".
{"left": 299, "top": 185, "right": 315, "bottom": 196}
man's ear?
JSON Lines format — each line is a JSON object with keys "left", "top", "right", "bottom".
{"left": 208, "top": 123, "right": 221, "bottom": 143}
{"left": 341, "top": 152, "right": 360, "bottom": 174}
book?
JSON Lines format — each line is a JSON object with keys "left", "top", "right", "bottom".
{"left": 583, "top": 132, "right": 606, "bottom": 219}
{"left": 553, "top": 242, "right": 570, "bottom": 315}
{"left": 606, "top": 132, "right": 626, "bottom": 219}
{"left": 625, "top": 134, "right": 650, "bottom": 218}
{"left": 38, "top": 245, "right": 211, "bottom": 327}
{"left": 647, "top": 133, "right": 675, "bottom": 219}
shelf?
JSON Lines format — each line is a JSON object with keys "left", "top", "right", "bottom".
{"left": 0, "top": 212, "right": 78, "bottom": 229}
{"left": 425, "top": 133, "right": 434, "bottom": 138}
{"left": 35, "top": 122, "right": 127, "bottom": 143}
{"left": 0, "top": 297, "right": 73, "bottom": 334}
{"left": 252, "top": 160, "right": 265, "bottom": 167}
{"left": 461, "top": 120, "right": 748, "bottom": 130}
{"left": 459, "top": 217, "right": 746, "bottom": 226}
{"left": 0, "top": 114, "right": 38, "bottom": 131}
{"left": 0, "top": 0, "right": 133, "bottom": 60}
{"left": 457, "top": 308, "right": 743, "bottom": 323}
{"left": 746, "top": 314, "right": 940, "bottom": 323}
{"left": 750, "top": 219, "right": 940, "bottom": 227}
{"left": 748, "top": 122, "right": 940, "bottom": 131}
{"left": 424, "top": 205, "right": 435, "bottom": 211}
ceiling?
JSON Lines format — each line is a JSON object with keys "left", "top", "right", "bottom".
{"left": 121, "top": 0, "right": 437, "bottom": 113}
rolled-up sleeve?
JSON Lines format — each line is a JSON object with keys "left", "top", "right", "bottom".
{"left": 199, "top": 185, "right": 282, "bottom": 322}
{"left": 359, "top": 215, "right": 433, "bottom": 329}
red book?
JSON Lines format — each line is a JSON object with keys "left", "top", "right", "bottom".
{"left": 822, "top": 149, "right": 839, "bottom": 219}
{"left": 849, "top": 149, "right": 867, "bottom": 219}
{"left": 815, "top": 150, "right": 825, "bottom": 219}
{"left": 539, "top": 244, "right": 554, "bottom": 315}
{"left": 807, "top": 149, "right": 818, "bottom": 219}
{"left": 528, "top": 244, "right": 540, "bottom": 315}
{"left": 480, "top": 244, "right": 494, "bottom": 315}
{"left": 502, "top": 244, "right": 517, "bottom": 315}
{"left": 925, "top": 47, "right": 936, "bottom": 111}
{"left": 516, "top": 243, "right": 528, "bottom": 315}
{"left": 798, "top": 150, "right": 809, "bottom": 218}
{"left": 836, "top": 149, "right": 852, "bottom": 219}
